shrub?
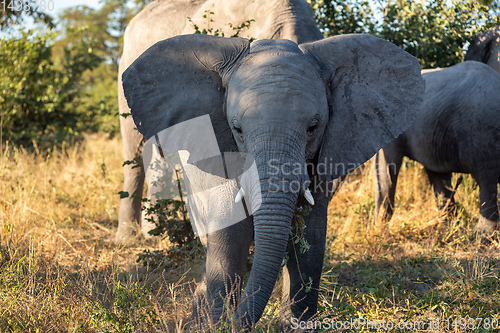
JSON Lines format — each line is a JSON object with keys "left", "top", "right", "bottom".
{"left": 0, "top": 27, "right": 102, "bottom": 150}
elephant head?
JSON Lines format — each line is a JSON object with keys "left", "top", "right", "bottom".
{"left": 122, "top": 34, "right": 424, "bottom": 327}
{"left": 465, "top": 25, "right": 500, "bottom": 72}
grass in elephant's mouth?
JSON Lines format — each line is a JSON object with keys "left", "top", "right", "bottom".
{"left": 0, "top": 135, "right": 499, "bottom": 332}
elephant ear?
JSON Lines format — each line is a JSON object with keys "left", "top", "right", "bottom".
{"left": 122, "top": 34, "right": 250, "bottom": 154}
{"left": 300, "top": 34, "right": 424, "bottom": 180}
{"left": 465, "top": 26, "right": 500, "bottom": 64}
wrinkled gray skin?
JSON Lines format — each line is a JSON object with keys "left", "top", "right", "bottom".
{"left": 122, "top": 33, "right": 423, "bottom": 329}
{"left": 117, "top": 0, "right": 323, "bottom": 241}
{"left": 465, "top": 25, "right": 500, "bottom": 72}
{"left": 373, "top": 61, "right": 500, "bottom": 233}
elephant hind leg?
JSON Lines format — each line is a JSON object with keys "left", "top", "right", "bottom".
{"left": 425, "top": 169, "right": 456, "bottom": 215}
{"left": 141, "top": 146, "right": 175, "bottom": 238}
{"left": 117, "top": 116, "right": 146, "bottom": 242}
{"left": 117, "top": 163, "right": 145, "bottom": 241}
{"left": 372, "top": 147, "right": 403, "bottom": 225}
{"left": 475, "top": 174, "right": 499, "bottom": 233}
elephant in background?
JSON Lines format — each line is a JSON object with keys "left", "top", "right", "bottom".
{"left": 373, "top": 61, "right": 500, "bottom": 233}
{"left": 122, "top": 33, "right": 423, "bottom": 328}
{"left": 465, "top": 25, "right": 500, "bottom": 72}
{"left": 117, "top": 0, "right": 324, "bottom": 242}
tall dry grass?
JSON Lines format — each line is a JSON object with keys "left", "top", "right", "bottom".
{"left": 0, "top": 135, "right": 197, "bottom": 332}
{"left": 0, "top": 135, "right": 499, "bottom": 332}
{"left": 321, "top": 160, "right": 500, "bottom": 331}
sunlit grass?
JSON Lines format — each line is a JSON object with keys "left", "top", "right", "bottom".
{"left": 0, "top": 135, "right": 499, "bottom": 332}
{"left": 0, "top": 134, "right": 196, "bottom": 331}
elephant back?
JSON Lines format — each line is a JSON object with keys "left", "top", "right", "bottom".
{"left": 408, "top": 61, "right": 500, "bottom": 173}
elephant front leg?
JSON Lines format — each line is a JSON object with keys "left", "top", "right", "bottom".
{"left": 475, "top": 175, "right": 499, "bottom": 233}
{"left": 191, "top": 216, "right": 254, "bottom": 328}
{"left": 141, "top": 147, "right": 175, "bottom": 238}
{"left": 279, "top": 188, "right": 329, "bottom": 332}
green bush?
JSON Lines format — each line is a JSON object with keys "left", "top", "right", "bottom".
{"left": 0, "top": 27, "right": 102, "bottom": 150}
{"left": 73, "top": 63, "right": 120, "bottom": 137}
{"left": 307, "top": 0, "right": 376, "bottom": 35}
{"left": 308, "top": 0, "right": 500, "bottom": 69}
{"left": 380, "top": 0, "right": 500, "bottom": 68}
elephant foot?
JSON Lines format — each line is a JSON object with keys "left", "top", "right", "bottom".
{"left": 373, "top": 217, "right": 390, "bottom": 237}
{"left": 191, "top": 303, "right": 225, "bottom": 330}
{"left": 279, "top": 302, "right": 318, "bottom": 332}
{"left": 115, "top": 221, "right": 135, "bottom": 243}
{"left": 280, "top": 317, "right": 316, "bottom": 333}
{"left": 474, "top": 216, "right": 498, "bottom": 234}
{"left": 140, "top": 211, "right": 158, "bottom": 239}
{"left": 141, "top": 220, "right": 157, "bottom": 238}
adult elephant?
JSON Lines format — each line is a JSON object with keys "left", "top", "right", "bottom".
{"left": 122, "top": 34, "right": 423, "bottom": 329}
{"left": 373, "top": 61, "right": 500, "bottom": 233}
{"left": 117, "top": 0, "right": 324, "bottom": 241}
{"left": 465, "top": 25, "right": 500, "bottom": 72}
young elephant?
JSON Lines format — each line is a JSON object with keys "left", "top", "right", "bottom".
{"left": 122, "top": 34, "right": 423, "bottom": 329}
{"left": 373, "top": 61, "right": 500, "bottom": 233}
{"left": 117, "top": 0, "right": 324, "bottom": 242}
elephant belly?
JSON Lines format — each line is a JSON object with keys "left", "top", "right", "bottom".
{"left": 406, "top": 128, "right": 467, "bottom": 174}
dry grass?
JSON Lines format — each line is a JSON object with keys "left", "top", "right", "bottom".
{"left": 0, "top": 135, "right": 499, "bottom": 332}
{"left": 0, "top": 134, "right": 198, "bottom": 332}
{"left": 322, "top": 160, "right": 500, "bottom": 332}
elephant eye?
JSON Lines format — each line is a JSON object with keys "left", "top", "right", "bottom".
{"left": 233, "top": 119, "right": 243, "bottom": 134}
{"left": 307, "top": 118, "right": 319, "bottom": 135}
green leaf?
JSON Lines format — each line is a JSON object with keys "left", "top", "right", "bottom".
{"left": 118, "top": 191, "right": 129, "bottom": 199}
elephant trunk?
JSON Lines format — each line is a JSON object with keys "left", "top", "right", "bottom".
{"left": 236, "top": 131, "right": 307, "bottom": 327}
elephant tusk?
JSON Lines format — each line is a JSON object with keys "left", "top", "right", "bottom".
{"left": 235, "top": 187, "right": 245, "bottom": 203}
{"left": 304, "top": 189, "right": 315, "bottom": 206}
